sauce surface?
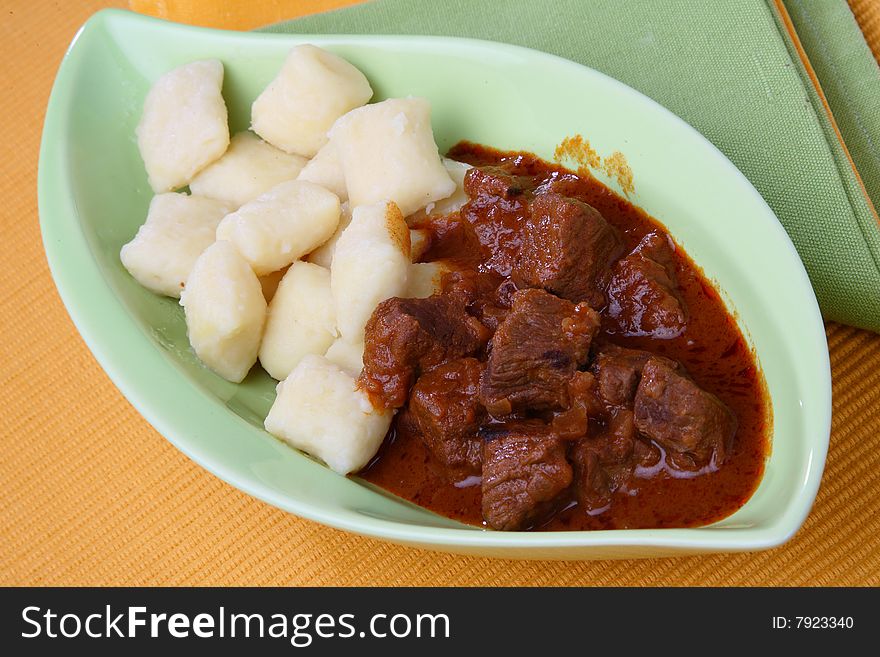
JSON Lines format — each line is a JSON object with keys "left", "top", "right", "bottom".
{"left": 361, "top": 143, "right": 769, "bottom": 531}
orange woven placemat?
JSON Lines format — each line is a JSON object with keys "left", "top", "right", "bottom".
{"left": 851, "top": 0, "right": 880, "bottom": 63}
{"left": 2, "top": 0, "right": 879, "bottom": 586}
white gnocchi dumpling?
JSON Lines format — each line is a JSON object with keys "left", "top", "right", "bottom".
{"left": 259, "top": 261, "right": 337, "bottom": 381}
{"left": 331, "top": 201, "right": 410, "bottom": 340}
{"left": 437, "top": 158, "right": 473, "bottom": 213}
{"left": 264, "top": 355, "right": 392, "bottom": 475}
{"left": 323, "top": 337, "right": 364, "bottom": 377}
{"left": 429, "top": 158, "right": 472, "bottom": 216}
{"left": 409, "top": 228, "right": 431, "bottom": 262}
{"left": 305, "top": 202, "right": 351, "bottom": 269}
{"left": 405, "top": 261, "right": 451, "bottom": 299}
{"left": 136, "top": 59, "right": 230, "bottom": 192}
{"left": 258, "top": 266, "right": 288, "bottom": 303}
{"left": 296, "top": 140, "right": 347, "bottom": 201}
{"left": 406, "top": 158, "right": 472, "bottom": 222}
{"left": 180, "top": 240, "right": 267, "bottom": 383}
{"left": 329, "top": 97, "right": 455, "bottom": 216}
{"left": 190, "top": 132, "right": 308, "bottom": 208}
{"left": 120, "top": 193, "right": 233, "bottom": 298}
{"left": 251, "top": 45, "right": 373, "bottom": 157}
{"left": 216, "top": 180, "right": 341, "bottom": 276}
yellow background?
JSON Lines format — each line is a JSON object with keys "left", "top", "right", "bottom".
{"left": 2, "top": 0, "right": 879, "bottom": 586}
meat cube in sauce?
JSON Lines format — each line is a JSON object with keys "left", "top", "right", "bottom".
{"left": 550, "top": 371, "right": 603, "bottom": 440}
{"left": 572, "top": 409, "right": 637, "bottom": 513}
{"left": 463, "top": 165, "right": 530, "bottom": 199}
{"left": 439, "top": 269, "right": 512, "bottom": 333}
{"left": 408, "top": 358, "right": 485, "bottom": 480}
{"left": 419, "top": 215, "right": 482, "bottom": 264}
{"left": 590, "top": 343, "right": 677, "bottom": 409}
{"left": 513, "top": 192, "right": 623, "bottom": 306}
{"left": 481, "top": 425, "right": 573, "bottom": 530}
{"left": 606, "top": 231, "right": 688, "bottom": 338}
{"left": 359, "top": 292, "right": 490, "bottom": 409}
{"left": 459, "top": 171, "right": 532, "bottom": 277}
{"left": 634, "top": 357, "right": 737, "bottom": 468}
{"left": 591, "top": 344, "right": 652, "bottom": 408}
{"left": 480, "top": 288, "right": 600, "bottom": 415}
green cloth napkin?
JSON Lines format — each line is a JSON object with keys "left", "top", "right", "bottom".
{"left": 263, "top": 0, "right": 880, "bottom": 332}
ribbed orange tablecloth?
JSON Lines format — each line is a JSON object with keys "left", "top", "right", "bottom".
{"left": 2, "top": 0, "right": 879, "bottom": 586}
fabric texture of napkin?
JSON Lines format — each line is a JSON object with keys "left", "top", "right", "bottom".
{"left": 263, "top": 0, "right": 880, "bottom": 332}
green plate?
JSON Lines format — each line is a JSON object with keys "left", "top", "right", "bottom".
{"left": 39, "top": 9, "right": 831, "bottom": 559}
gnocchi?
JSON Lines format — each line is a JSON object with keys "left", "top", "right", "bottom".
{"left": 190, "top": 132, "right": 308, "bottom": 208}
{"left": 252, "top": 44, "right": 373, "bottom": 157}
{"left": 330, "top": 200, "right": 411, "bottom": 341}
{"left": 305, "top": 202, "right": 352, "bottom": 269}
{"left": 323, "top": 337, "right": 365, "bottom": 377}
{"left": 136, "top": 60, "right": 229, "bottom": 192}
{"left": 405, "top": 261, "right": 451, "bottom": 299}
{"left": 409, "top": 228, "right": 431, "bottom": 262}
{"left": 296, "top": 140, "right": 347, "bottom": 201}
{"left": 120, "top": 193, "right": 233, "bottom": 298}
{"left": 215, "top": 180, "right": 341, "bottom": 275}
{"left": 180, "top": 240, "right": 267, "bottom": 383}
{"left": 329, "top": 97, "right": 455, "bottom": 216}
{"left": 127, "top": 47, "right": 464, "bottom": 479}
{"left": 259, "top": 261, "right": 337, "bottom": 381}
{"left": 406, "top": 158, "right": 472, "bottom": 223}
{"left": 264, "top": 355, "right": 392, "bottom": 475}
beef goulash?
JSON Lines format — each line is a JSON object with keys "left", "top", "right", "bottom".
{"left": 123, "top": 48, "right": 768, "bottom": 533}
{"left": 360, "top": 144, "right": 769, "bottom": 531}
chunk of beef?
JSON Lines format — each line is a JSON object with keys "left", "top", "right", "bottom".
{"left": 463, "top": 166, "right": 531, "bottom": 199}
{"left": 359, "top": 292, "right": 491, "bottom": 409}
{"left": 460, "top": 164, "right": 536, "bottom": 278}
{"left": 460, "top": 195, "right": 530, "bottom": 278}
{"left": 633, "top": 434, "right": 662, "bottom": 469}
{"left": 533, "top": 172, "right": 582, "bottom": 198}
{"left": 591, "top": 343, "right": 668, "bottom": 409}
{"left": 550, "top": 371, "right": 603, "bottom": 440}
{"left": 472, "top": 278, "right": 519, "bottom": 333}
{"left": 572, "top": 409, "right": 636, "bottom": 513}
{"left": 591, "top": 344, "right": 651, "bottom": 409}
{"left": 480, "top": 289, "right": 600, "bottom": 415}
{"left": 607, "top": 231, "right": 687, "bottom": 338}
{"left": 633, "top": 357, "right": 736, "bottom": 467}
{"left": 481, "top": 425, "right": 572, "bottom": 530}
{"left": 408, "top": 358, "right": 485, "bottom": 480}
{"left": 441, "top": 269, "right": 510, "bottom": 333}
{"left": 420, "top": 215, "right": 482, "bottom": 265}
{"left": 513, "top": 192, "right": 623, "bottom": 306}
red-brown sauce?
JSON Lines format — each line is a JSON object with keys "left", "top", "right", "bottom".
{"left": 360, "top": 143, "right": 770, "bottom": 530}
